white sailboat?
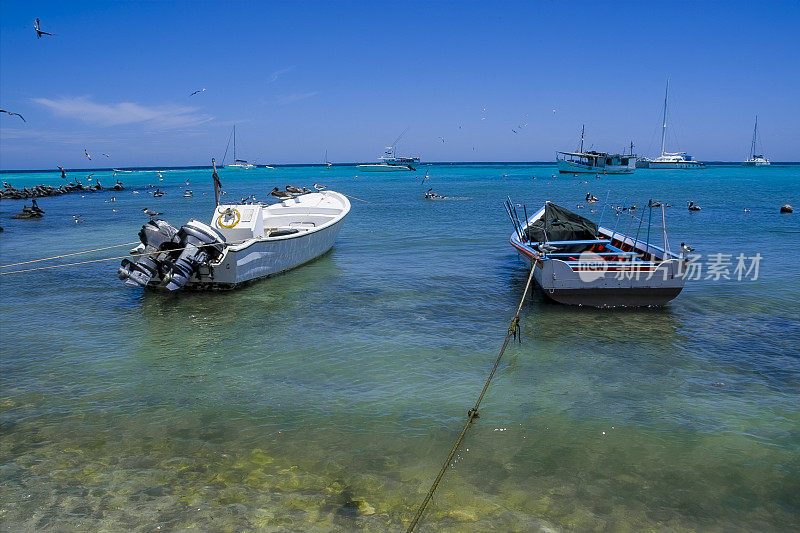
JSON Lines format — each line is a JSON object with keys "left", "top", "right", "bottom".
{"left": 649, "top": 79, "right": 704, "bottom": 169}
{"left": 743, "top": 116, "right": 770, "bottom": 166}
{"left": 227, "top": 125, "right": 256, "bottom": 169}
{"left": 324, "top": 149, "right": 332, "bottom": 168}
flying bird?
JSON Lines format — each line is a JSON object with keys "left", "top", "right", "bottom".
{"left": 437, "top": 136, "right": 445, "bottom": 143}
{"left": 511, "top": 129, "right": 518, "bottom": 134}
{"left": 84, "top": 148, "right": 91, "bottom": 160}
{"left": 189, "top": 88, "right": 207, "bottom": 96}
{"left": 101, "top": 153, "right": 110, "bottom": 158}
{"left": 0, "top": 110, "right": 26, "bottom": 122}
{"left": 142, "top": 208, "right": 162, "bottom": 217}
{"left": 34, "top": 19, "right": 53, "bottom": 39}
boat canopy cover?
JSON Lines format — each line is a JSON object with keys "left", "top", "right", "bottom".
{"left": 525, "top": 202, "right": 598, "bottom": 242}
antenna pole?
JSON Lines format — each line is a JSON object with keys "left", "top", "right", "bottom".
{"left": 212, "top": 158, "right": 221, "bottom": 207}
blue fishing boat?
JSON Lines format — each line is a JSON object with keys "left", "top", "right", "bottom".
{"left": 507, "top": 201, "right": 686, "bottom": 307}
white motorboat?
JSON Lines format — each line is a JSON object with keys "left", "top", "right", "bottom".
{"left": 357, "top": 146, "right": 420, "bottom": 172}
{"left": 119, "top": 164, "right": 350, "bottom": 290}
{"left": 556, "top": 126, "right": 636, "bottom": 174}
{"left": 743, "top": 116, "right": 770, "bottom": 166}
{"left": 648, "top": 79, "right": 704, "bottom": 169}
{"left": 507, "top": 201, "right": 686, "bottom": 307}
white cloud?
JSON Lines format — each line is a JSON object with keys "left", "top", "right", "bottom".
{"left": 31, "top": 96, "right": 213, "bottom": 129}
{"left": 273, "top": 92, "right": 318, "bottom": 106}
{"left": 267, "top": 66, "right": 295, "bottom": 84}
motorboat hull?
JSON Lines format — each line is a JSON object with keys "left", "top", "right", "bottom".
{"left": 186, "top": 218, "right": 345, "bottom": 289}
{"left": 648, "top": 161, "right": 704, "bottom": 169}
{"left": 355, "top": 164, "right": 413, "bottom": 172}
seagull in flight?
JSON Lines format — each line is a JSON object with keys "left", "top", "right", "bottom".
{"left": 189, "top": 88, "right": 206, "bottom": 96}
{"left": 84, "top": 148, "right": 92, "bottom": 160}
{"left": 438, "top": 136, "right": 445, "bottom": 143}
{"left": 34, "top": 19, "right": 53, "bottom": 39}
{"left": 142, "top": 208, "right": 163, "bottom": 217}
{"left": 0, "top": 110, "right": 26, "bottom": 122}
{"left": 101, "top": 153, "right": 110, "bottom": 158}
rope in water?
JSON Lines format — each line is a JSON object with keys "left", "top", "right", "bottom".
{"left": 0, "top": 241, "right": 140, "bottom": 269}
{"left": 406, "top": 264, "right": 537, "bottom": 532}
{"left": 0, "top": 240, "right": 246, "bottom": 277}
{"left": 339, "top": 192, "right": 383, "bottom": 206}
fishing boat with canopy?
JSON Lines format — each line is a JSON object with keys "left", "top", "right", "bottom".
{"left": 507, "top": 201, "right": 687, "bottom": 307}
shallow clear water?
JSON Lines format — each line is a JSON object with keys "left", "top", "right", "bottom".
{"left": 1, "top": 164, "right": 799, "bottom": 531}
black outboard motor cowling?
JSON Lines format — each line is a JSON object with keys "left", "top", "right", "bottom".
{"left": 118, "top": 219, "right": 180, "bottom": 287}
{"left": 163, "top": 220, "right": 225, "bottom": 291}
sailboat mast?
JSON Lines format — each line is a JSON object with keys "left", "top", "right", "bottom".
{"left": 751, "top": 116, "right": 758, "bottom": 159}
{"left": 580, "top": 124, "right": 585, "bottom": 153}
{"left": 233, "top": 125, "right": 236, "bottom": 161}
{"left": 660, "top": 78, "right": 669, "bottom": 156}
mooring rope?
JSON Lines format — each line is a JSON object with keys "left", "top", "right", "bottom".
{"left": 407, "top": 264, "right": 537, "bottom": 532}
{"left": 339, "top": 192, "right": 383, "bottom": 206}
{"left": 0, "top": 240, "right": 246, "bottom": 277}
{"left": 0, "top": 242, "right": 140, "bottom": 269}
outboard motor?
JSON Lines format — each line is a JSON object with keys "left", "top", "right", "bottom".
{"left": 163, "top": 220, "right": 225, "bottom": 291}
{"left": 118, "top": 219, "right": 180, "bottom": 287}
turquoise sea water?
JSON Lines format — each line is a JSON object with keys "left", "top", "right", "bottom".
{"left": 1, "top": 164, "right": 798, "bottom": 531}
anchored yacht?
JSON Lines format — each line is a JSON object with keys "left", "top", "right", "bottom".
{"left": 556, "top": 126, "right": 635, "bottom": 174}
{"left": 648, "top": 79, "right": 704, "bottom": 169}
{"left": 743, "top": 116, "right": 770, "bottom": 166}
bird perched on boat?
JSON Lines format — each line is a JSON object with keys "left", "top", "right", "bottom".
{"left": 270, "top": 187, "right": 293, "bottom": 199}
{"left": 687, "top": 201, "right": 701, "bottom": 211}
{"left": 680, "top": 242, "right": 694, "bottom": 254}
{"left": 34, "top": 19, "right": 53, "bottom": 39}
{"left": 539, "top": 243, "right": 561, "bottom": 254}
{"left": 142, "top": 208, "right": 162, "bottom": 217}
{"left": 84, "top": 148, "right": 91, "bottom": 160}
{"left": 313, "top": 183, "right": 326, "bottom": 191}
{"left": 189, "top": 88, "right": 207, "bottom": 96}
{"left": 285, "top": 185, "right": 303, "bottom": 194}
{"left": 0, "top": 110, "right": 26, "bottom": 122}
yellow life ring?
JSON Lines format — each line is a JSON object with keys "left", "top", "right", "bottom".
{"left": 217, "top": 208, "right": 241, "bottom": 228}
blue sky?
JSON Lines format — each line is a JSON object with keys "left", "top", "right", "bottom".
{"left": 1, "top": 1, "right": 798, "bottom": 169}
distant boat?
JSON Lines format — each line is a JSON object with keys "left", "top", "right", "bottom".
{"left": 556, "top": 125, "right": 636, "bottom": 174}
{"left": 648, "top": 79, "right": 705, "bottom": 169}
{"left": 324, "top": 149, "right": 332, "bottom": 168}
{"left": 357, "top": 146, "right": 420, "bottom": 172}
{"left": 743, "top": 116, "right": 770, "bottom": 166}
{"left": 227, "top": 125, "right": 255, "bottom": 169}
